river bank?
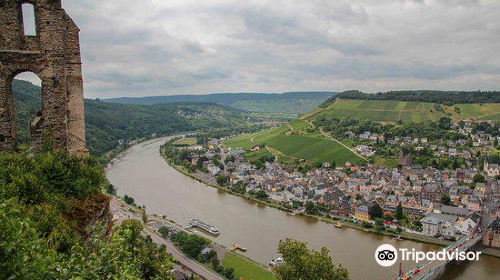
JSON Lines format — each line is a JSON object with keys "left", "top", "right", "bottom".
{"left": 162, "top": 153, "right": 500, "bottom": 258}
{"left": 107, "top": 137, "right": 500, "bottom": 280}
{"left": 111, "top": 191, "right": 275, "bottom": 280}
{"left": 161, "top": 147, "right": 454, "bottom": 248}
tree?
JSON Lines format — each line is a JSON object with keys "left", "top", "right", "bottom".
{"left": 182, "top": 235, "right": 209, "bottom": 259}
{"left": 142, "top": 213, "right": 148, "bottom": 223}
{"left": 0, "top": 151, "right": 175, "bottom": 279}
{"left": 305, "top": 201, "right": 319, "bottom": 215}
{"left": 124, "top": 195, "right": 135, "bottom": 205}
{"left": 441, "top": 194, "right": 452, "bottom": 206}
{"left": 255, "top": 190, "right": 268, "bottom": 200}
{"left": 158, "top": 226, "right": 170, "bottom": 239}
{"left": 395, "top": 203, "right": 404, "bottom": 220}
{"left": 275, "top": 239, "right": 349, "bottom": 280}
{"left": 374, "top": 218, "right": 385, "bottom": 234}
{"left": 369, "top": 203, "right": 383, "bottom": 220}
{"left": 105, "top": 183, "right": 116, "bottom": 195}
{"left": 171, "top": 232, "right": 209, "bottom": 259}
{"left": 216, "top": 175, "right": 229, "bottom": 186}
{"left": 231, "top": 182, "right": 246, "bottom": 194}
{"left": 473, "top": 173, "right": 485, "bottom": 184}
{"left": 438, "top": 117, "right": 452, "bottom": 130}
{"left": 331, "top": 161, "right": 337, "bottom": 169}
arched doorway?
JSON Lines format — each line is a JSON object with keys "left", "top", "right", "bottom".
{"left": 12, "top": 71, "right": 42, "bottom": 146}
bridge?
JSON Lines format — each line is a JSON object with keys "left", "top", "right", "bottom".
{"left": 394, "top": 234, "right": 483, "bottom": 280}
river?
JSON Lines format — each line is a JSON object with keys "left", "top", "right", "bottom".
{"left": 106, "top": 137, "right": 500, "bottom": 280}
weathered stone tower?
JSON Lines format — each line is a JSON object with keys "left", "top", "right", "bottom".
{"left": 0, "top": 0, "right": 88, "bottom": 155}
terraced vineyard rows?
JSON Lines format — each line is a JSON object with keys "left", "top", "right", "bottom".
{"left": 225, "top": 98, "right": 498, "bottom": 167}
{"left": 225, "top": 120, "right": 365, "bottom": 165}
{"left": 311, "top": 99, "right": 500, "bottom": 122}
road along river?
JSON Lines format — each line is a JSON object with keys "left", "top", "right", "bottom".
{"left": 106, "top": 137, "right": 500, "bottom": 280}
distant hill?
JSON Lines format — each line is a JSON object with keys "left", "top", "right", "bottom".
{"left": 12, "top": 80, "right": 263, "bottom": 156}
{"left": 104, "top": 91, "right": 336, "bottom": 115}
{"left": 312, "top": 99, "right": 500, "bottom": 123}
{"left": 323, "top": 90, "right": 500, "bottom": 107}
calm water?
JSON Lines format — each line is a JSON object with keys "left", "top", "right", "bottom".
{"left": 106, "top": 137, "right": 500, "bottom": 280}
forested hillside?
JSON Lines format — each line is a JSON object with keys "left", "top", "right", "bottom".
{"left": 12, "top": 80, "right": 41, "bottom": 144}
{"left": 12, "top": 80, "right": 264, "bottom": 156}
{"left": 324, "top": 90, "right": 500, "bottom": 106}
{"left": 105, "top": 91, "right": 336, "bottom": 114}
{"left": 0, "top": 151, "right": 175, "bottom": 279}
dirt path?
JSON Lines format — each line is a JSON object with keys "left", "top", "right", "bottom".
{"left": 267, "top": 146, "right": 300, "bottom": 162}
{"left": 266, "top": 147, "right": 279, "bottom": 162}
{"left": 299, "top": 100, "right": 338, "bottom": 120}
{"left": 476, "top": 112, "right": 499, "bottom": 120}
{"left": 304, "top": 120, "right": 368, "bottom": 162}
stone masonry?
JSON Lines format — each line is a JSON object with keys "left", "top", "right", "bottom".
{"left": 0, "top": 0, "right": 87, "bottom": 155}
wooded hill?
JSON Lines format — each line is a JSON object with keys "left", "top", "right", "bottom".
{"left": 12, "top": 80, "right": 264, "bottom": 156}
{"left": 104, "top": 91, "right": 336, "bottom": 114}
{"left": 324, "top": 90, "right": 500, "bottom": 107}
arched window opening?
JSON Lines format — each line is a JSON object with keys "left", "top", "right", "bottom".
{"left": 22, "top": 3, "right": 37, "bottom": 36}
{"left": 12, "top": 72, "right": 42, "bottom": 144}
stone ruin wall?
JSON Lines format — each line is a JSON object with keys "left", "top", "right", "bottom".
{"left": 0, "top": 0, "right": 87, "bottom": 155}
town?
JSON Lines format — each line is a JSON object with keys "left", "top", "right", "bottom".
{"left": 162, "top": 118, "right": 500, "bottom": 252}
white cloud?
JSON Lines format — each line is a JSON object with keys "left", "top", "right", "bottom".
{"left": 54, "top": 0, "right": 500, "bottom": 98}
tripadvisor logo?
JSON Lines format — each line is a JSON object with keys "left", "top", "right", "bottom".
{"left": 375, "top": 244, "right": 398, "bottom": 267}
{"left": 375, "top": 244, "right": 481, "bottom": 267}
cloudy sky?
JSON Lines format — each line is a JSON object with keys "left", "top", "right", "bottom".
{"left": 22, "top": 0, "right": 500, "bottom": 98}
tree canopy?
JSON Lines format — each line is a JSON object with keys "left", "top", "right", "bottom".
{"left": 0, "top": 150, "right": 174, "bottom": 279}
{"left": 329, "top": 90, "right": 500, "bottom": 106}
{"left": 275, "top": 239, "right": 349, "bottom": 280}
{"left": 369, "top": 203, "right": 384, "bottom": 220}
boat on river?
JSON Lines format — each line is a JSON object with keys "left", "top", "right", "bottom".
{"left": 269, "top": 257, "right": 284, "bottom": 267}
{"left": 189, "top": 219, "right": 220, "bottom": 235}
{"left": 334, "top": 222, "right": 343, "bottom": 228}
{"left": 229, "top": 243, "right": 247, "bottom": 252}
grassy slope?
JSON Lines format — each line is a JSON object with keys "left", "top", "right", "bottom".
{"left": 173, "top": 138, "right": 197, "bottom": 145}
{"left": 266, "top": 134, "right": 361, "bottom": 164}
{"left": 312, "top": 99, "right": 500, "bottom": 123}
{"left": 225, "top": 120, "right": 365, "bottom": 165}
{"left": 244, "top": 148, "right": 274, "bottom": 162}
{"left": 295, "top": 99, "right": 499, "bottom": 167}
{"left": 230, "top": 98, "right": 327, "bottom": 115}
{"left": 222, "top": 253, "right": 276, "bottom": 280}
{"left": 225, "top": 98, "right": 499, "bottom": 167}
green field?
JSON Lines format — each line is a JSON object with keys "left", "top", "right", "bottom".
{"left": 309, "top": 99, "right": 500, "bottom": 123}
{"left": 225, "top": 120, "right": 365, "bottom": 165}
{"left": 224, "top": 133, "right": 257, "bottom": 149}
{"left": 244, "top": 148, "right": 274, "bottom": 162}
{"left": 222, "top": 253, "right": 276, "bottom": 280}
{"left": 225, "top": 99, "right": 498, "bottom": 168}
{"left": 266, "top": 135, "right": 363, "bottom": 164}
{"left": 173, "top": 138, "right": 197, "bottom": 146}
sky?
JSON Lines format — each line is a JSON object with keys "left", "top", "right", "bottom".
{"left": 16, "top": 0, "right": 500, "bottom": 98}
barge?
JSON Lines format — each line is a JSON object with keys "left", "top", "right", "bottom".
{"left": 189, "top": 219, "right": 220, "bottom": 235}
